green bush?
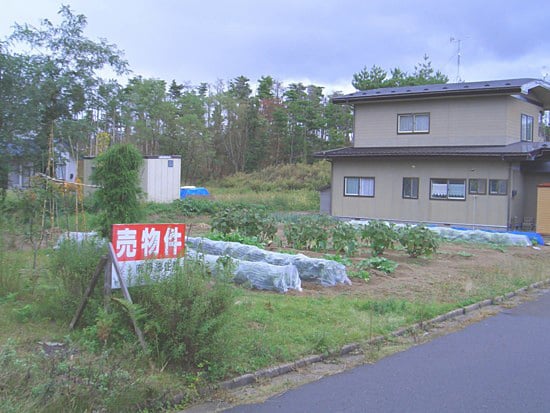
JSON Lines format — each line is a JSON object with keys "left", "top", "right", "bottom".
{"left": 47, "top": 238, "right": 107, "bottom": 322}
{"left": 360, "top": 221, "right": 398, "bottom": 256}
{"left": 398, "top": 225, "right": 440, "bottom": 257}
{"left": 131, "top": 258, "right": 235, "bottom": 377}
{"left": 91, "top": 143, "right": 144, "bottom": 238}
{"left": 283, "top": 215, "right": 334, "bottom": 251}
{"left": 0, "top": 218, "right": 24, "bottom": 296}
{"left": 331, "top": 221, "right": 359, "bottom": 256}
{"left": 211, "top": 207, "right": 276, "bottom": 242}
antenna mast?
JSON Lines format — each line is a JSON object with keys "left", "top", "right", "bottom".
{"left": 450, "top": 37, "right": 463, "bottom": 82}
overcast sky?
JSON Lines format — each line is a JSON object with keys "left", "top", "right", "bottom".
{"left": 2, "top": 0, "right": 550, "bottom": 94}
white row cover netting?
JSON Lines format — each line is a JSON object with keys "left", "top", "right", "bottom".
{"left": 186, "top": 249, "right": 302, "bottom": 293}
{"left": 429, "top": 227, "right": 532, "bottom": 246}
{"left": 186, "top": 237, "right": 351, "bottom": 292}
{"left": 346, "top": 220, "right": 534, "bottom": 247}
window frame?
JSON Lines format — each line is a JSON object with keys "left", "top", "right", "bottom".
{"left": 344, "top": 176, "right": 375, "bottom": 197}
{"left": 521, "top": 113, "right": 534, "bottom": 142}
{"left": 468, "top": 178, "right": 487, "bottom": 195}
{"left": 402, "top": 177, "right": 419, "bottom": 199}
{"left": 488, "top": 179, "right": 508, "bottom": 196}
{"left": 397, "top": 113, "right": 430, "bottom": 134}
{"left": 430, "top": 178, "right": 466, "bottom": 201}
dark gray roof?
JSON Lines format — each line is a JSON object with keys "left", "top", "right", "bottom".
{"left": 333, "top": 78, "right": 550, "bottom": 104}
{"left": 315, "top": 141, "right": 550, "bottom": 160}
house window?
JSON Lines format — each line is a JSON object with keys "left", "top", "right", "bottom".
{"left": 430, "top": 179, "right": 466, "bottom": 200}
{"left": 344, "top": 177, "right": 375, "bottom": 197}
{"left": 402, "top": 177, "right": 419, "bottom": 199}
{"left": 521, "top": 114, "right": 533, "bottom": 141}
{"left": 398, "top": 113, "right": 430, "bottom": 133}
{"left": 468, "top": 179, "right": 487, "bottom": 195}
{"left": 489, "top": 179, "right": 508, "bottom": 195}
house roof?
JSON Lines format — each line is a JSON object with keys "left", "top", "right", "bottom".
{"left": 333, "top": 78, "right": 550, "bottom": 108}
{"left": 315, "top": 141, "right": 550, "bottom": 161}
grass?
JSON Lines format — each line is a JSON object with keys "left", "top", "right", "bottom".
{"left": 2, "top": 161, "right": 549, "bottom": 410}
{"left": 2, "top": 228, "right": 549, "bottom": 410}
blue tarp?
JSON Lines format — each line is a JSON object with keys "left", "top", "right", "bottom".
{"left": 180, "top": 187, "right": 210, "bottom": 199}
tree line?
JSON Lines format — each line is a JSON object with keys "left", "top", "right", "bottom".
{"left": 0, "top": 6, "right": 447, "bottom": 189}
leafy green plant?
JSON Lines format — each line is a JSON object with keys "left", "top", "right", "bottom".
{"left": 359, "top": 257, "right": 399, "bottom": 274}
{"left": 359, "top": 220, "right": 398, "bottom": 256}
{"left": 283, "top": 215, "right": 333, "bottom": 251}
{"left": 331, "top": 221, "right": 359, "bottom": 256}
{"left": 350, "top": 269, "right": 370, "bottom": 281}
{"left": 207, "top": 231, "right": 265, "bottom": 248}
{"left": 323, "top": 254, "right": 353, "bottom": 266}
{"left": 210, "top": 207, "right": 276, "bottom": 242}
{"left": 131, "top": 257, "right": 235, "bottom": 376}
{"left": 398, "top": 225, "right": 439, "bottom": 257}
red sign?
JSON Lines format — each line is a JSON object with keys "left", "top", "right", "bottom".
{"left": 112, "top": 223, "right": 186, "bottom": 262}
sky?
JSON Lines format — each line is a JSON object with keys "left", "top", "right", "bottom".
{"left": 2, "top": 0, "right": 550, "bottom": 94}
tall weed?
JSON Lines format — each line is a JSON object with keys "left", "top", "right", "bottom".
{"left": 131, "top": 257, "right": 236, "bottom": 378}
{"left": 46, "top": 238, "right": 107, "bottom": 322}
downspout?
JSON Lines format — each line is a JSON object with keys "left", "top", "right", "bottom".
{"left": 506, "top": 160, "right": 513, "bottom": 230}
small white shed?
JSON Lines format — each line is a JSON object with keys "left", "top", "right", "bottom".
{"left": 141, "top": 156, "right": 181, "bottom": 203}
{"left": 80, "top": 155, "right": 181, "bottom": 203}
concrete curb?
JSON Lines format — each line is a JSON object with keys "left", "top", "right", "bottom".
{"left": 217, "top": 277, "right": 550, "bottom": 391}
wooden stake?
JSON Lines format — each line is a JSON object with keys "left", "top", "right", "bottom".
{"left": 108, "top": 242, "right": 149, "bottom": 354}
{"left": 69, "top": 255, "right": 108, "bottom": 330}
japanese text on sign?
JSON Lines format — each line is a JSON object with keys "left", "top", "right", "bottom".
{"left": 112, "top": 223, "right": 186, "bottom": 262}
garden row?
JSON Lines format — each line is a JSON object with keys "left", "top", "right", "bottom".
{"left": 210, "top": 207, "right": 439, "bottom": 257}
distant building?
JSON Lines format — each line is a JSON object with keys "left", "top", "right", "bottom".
{"left": 315, "top": 78, "right": 550, "bottom": 231}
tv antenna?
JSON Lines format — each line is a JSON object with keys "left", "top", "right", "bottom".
{"left": 450, "top": 37, "right": 464, "bottom": 82}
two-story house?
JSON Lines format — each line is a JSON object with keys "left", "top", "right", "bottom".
{"left": 315, "top": 78, "right": 550, "bottom": 231}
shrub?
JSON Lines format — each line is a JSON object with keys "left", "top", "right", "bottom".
{"left": 211, "top": 207, "right": 276, "bottom": 242}
{"left": 0, "top": 217, "right": 24, "bottom": 296}
{"left": 47, "top": 238, "right": 107, "bottom": 322}
{"left": 360, "top": 221, "right": 398, "bottom": 256}
{"left": 331, "top": 221, "right": 359, "bottom": 256}
{"left": 91, "top": 144, "right": 144, "bottom": 238}
{"left": 398, "top": 225, "right": 440, "bottom": 257}
{"left": 283, "top": 215, "right": 333, "bottom": 251}
{"left": 131, "top": 257, "right": 235, "bottom": 377}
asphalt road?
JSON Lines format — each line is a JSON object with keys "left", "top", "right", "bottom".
{"left": 224, "top": 290, "right": 550, "bottom": 413}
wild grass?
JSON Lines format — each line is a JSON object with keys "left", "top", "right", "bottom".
{"left": 211, "top": 161, "right": 331, "bottom": 192}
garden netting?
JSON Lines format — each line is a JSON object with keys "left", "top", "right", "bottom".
{"left": 186, "top": 237, "right": 351, "bottom": 290}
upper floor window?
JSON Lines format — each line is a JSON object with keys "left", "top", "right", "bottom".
{"left": 344, "top": 177, "right": 375, "bottom": 197}
{"left": 398, "top": 113, "right": 430, "bottom": 134}
{"left": 521, "top": 114, "right": 533, "bottom": 141}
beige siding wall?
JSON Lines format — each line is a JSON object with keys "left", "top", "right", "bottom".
{"left": 353, "top": 95, "right": 543, "bottom": 147}
{"left": 507, "top": 97, "right": 544, "bottom": 143}
{"left": 331, "top": 158, "right": 512, "bottom": 228}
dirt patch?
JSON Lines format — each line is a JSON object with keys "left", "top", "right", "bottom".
{"left": 285, "top": 242, "right": 548, "bottom": 304}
